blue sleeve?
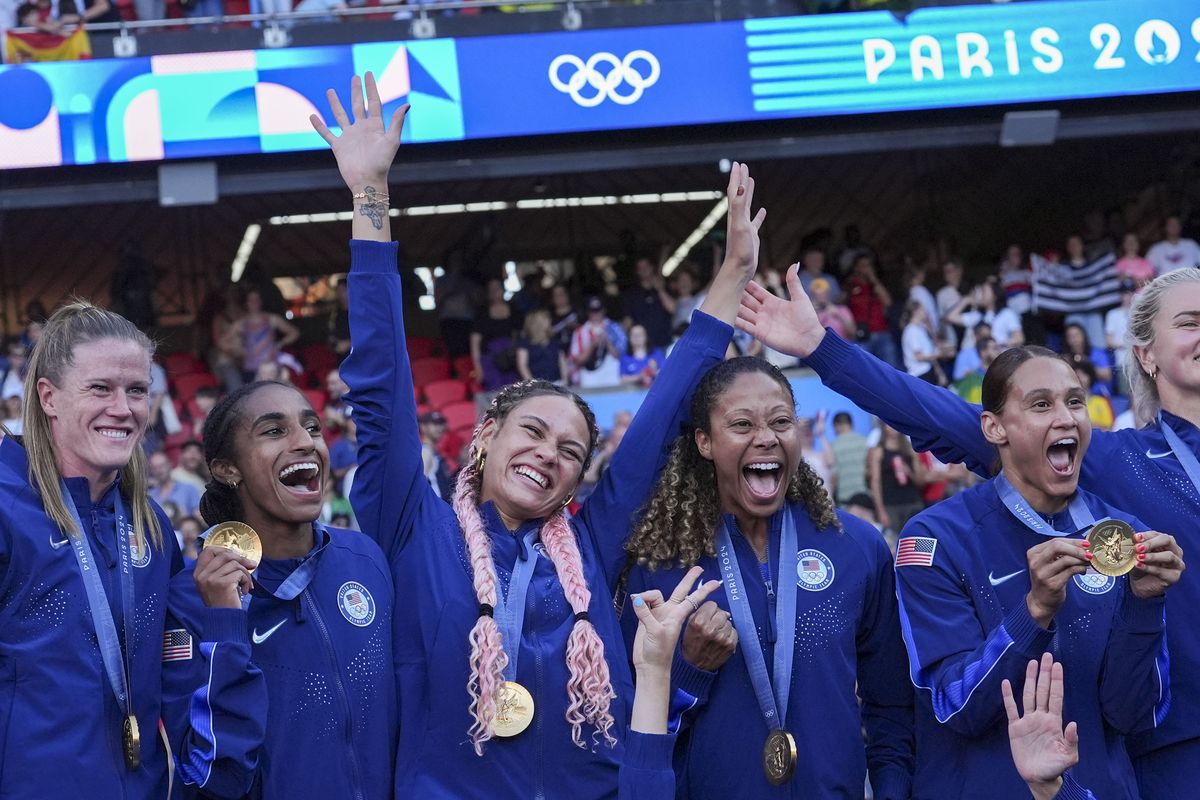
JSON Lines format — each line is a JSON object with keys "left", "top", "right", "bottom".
{"left": 803, "top": 329, "right": 995, "bottom": 477}
{"left": 1057, "top": 772, "right": 1099, "bottom": 800}
{"left": 854, "top": 527, "right": 915, "bottom": 800}
{"left": 576, "top": 310, "right": 732, "bottom": 590}
{"left": 162, "top": 573, "right": 266, "bottom": 799}
{"left": 617, "top": 732, "right": 677, "bottom": 800}
{"left": 342, "top": 239, "right": 440, "bottom": 563}
{"left": 1098, "top": 584, "right": 1169, "bottom": 733}
{"left": 895, "top": 520, "right": 1054, "bottom": 737}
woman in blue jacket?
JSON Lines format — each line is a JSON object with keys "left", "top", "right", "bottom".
{"left": 161, "top": 380, "right": 396, "bottom": 799}
{"left": 739, "top": 262, "right": 1200, "bottom": 798}
{"left": 311, "top": 73, "right": 760, "bottom": 798}
{"left": 0, "top": 302, "right": 180, "bottom": 798}
{"left": 623, "top": 357, "right": 915, "bottom": 799}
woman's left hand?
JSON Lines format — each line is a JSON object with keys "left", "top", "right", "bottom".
{"left": 631, "top": 567, "right": 721, "bottom": 675}
{"left": 1128, "top": 531, "right": 1185, "bottom": 599}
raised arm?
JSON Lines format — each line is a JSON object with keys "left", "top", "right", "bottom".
{"left": 578, "top": 162, "right": 763, "bottom": 586}
{"left": 311, "top": 74, "right": 434, "bottom": 561}
{"left": 738, "top": 266, "right": 994, "bottom": 476}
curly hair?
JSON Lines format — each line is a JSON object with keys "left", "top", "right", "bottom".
{"left": 625, "top": 358, "right": 839, "bottom": 572}
{"left": 454, "top": 380, "right": 616, "bottom": 754}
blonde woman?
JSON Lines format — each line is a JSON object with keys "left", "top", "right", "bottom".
{"left": 516, "top": 309, "right": 567, "bottom": 383}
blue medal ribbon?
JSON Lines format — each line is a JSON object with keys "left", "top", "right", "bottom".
{"left": 496, "top": 530, "right": 540, "bottom": 682}
{"left": 993, "top": 470, "right": 1097, "bottom": 537}
{"left": 62, "top": 484, "right": 136, "bottom": 721}
{"left": 1158, "top": 413, "right": 1200, "bottom": 497}
{"left": 715, "top": 506, "right": 797, "bottom": 731}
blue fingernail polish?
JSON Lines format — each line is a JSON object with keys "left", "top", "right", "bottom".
{"left": 633, "top": 596, "right": 644, "bottom": 607}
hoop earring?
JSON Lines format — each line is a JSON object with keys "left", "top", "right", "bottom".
{"left": 1149, "top": 367, "right": 1159, "bottom": 381}
{"left": 227, "top": 480, "right": 240, "bottom": 489}
{"left": 559, "top": 493, "right": 574, "bottom": 510}
{"left": 474, "top": 449, "right": 487, "bottom": 475}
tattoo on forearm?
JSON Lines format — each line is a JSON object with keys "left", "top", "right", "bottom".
{"left": 356, "top": 185, "right": 387, "bottom": 230}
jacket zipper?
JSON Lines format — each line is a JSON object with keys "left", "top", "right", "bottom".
{"left": 532, "top": 629, "right": 546, "bottom": 800}
{"left": 304, "top": 590, "right": 366, "bottom": 800}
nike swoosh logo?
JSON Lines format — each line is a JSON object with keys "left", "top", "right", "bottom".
{"left": 1146, "top": 450, "right": 1174, "bottom": 459}
{"left": 50, "top": 536, "right": 70, "bottom": 550}
{"left": 251, "top": 619, "right": 286, "bottom": 645}
{"left": 988, "top": 569, "right": 1024, "bottom": 587}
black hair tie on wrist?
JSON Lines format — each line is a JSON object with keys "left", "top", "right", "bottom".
{"left": 478, "top": 603, "right": 494, "bottom": 618}
{"left": 574, "top": 611, "right": 590, "bottom": 623}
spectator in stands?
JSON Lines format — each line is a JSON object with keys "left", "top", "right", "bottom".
{"left": 0, "top": 393, "right": 21, "bottom": 437}
{"left": 798, "top": 246, "right": 840, "bottom": 301}
{"left": 1061, "top": 322, "right": 1113, "bottom": 392}
{"left": 953, "top": 321, "right": 992, "bottom": 383}
{"left": 516, "top": 309, "right": 567, "bottom": 383}
{"left": 619, "top": 324, "right": 663, "bottom": 388}
{"left": 1073, "top": 361, "right": 1113, "bottom": 431}
{"left": 328, "top": 277, "right": 351, "bottom": 357}
{"left": 1115, "top": 233, "right": 1155, "bottom": 287}
{"left": 19, "top": 301, "right": 45, "bottom": 353}
{"left": 176, "top": 515, "right": 202, "bottom": 564}
{"left": 577, "top": 409, "right": 632, "bottom": 506}
{"left": 547, "top": 283, "right": 578, "bottom": 353}
{"left": 841, "top": 491, "right": 881, "bottom": 532}
{"left": 435, "top": 261, "right": 480, "bottom": 358}
{"left": 418, "top": 410, "right": 454, "bottom": 499}
{"left": 811, "top": 276, "right": 855, "bottom": 342}
{"left": 1062, "top": 234, "right": 1106, "bottom": 347}
{"left": 829, "top": 411, "right": 868, "bottom": 508}
{"left": 869, "top": 425, "right": 927, "bottom": 545}
{"left": 325, "top": 366, "right": 351, "bottom": 428}
{"left": 845, "top": 254, "right": 898, "bottom": 367}
{"left": 937, "top": 259, "right": 965, "bottom": 351}
{"left": 329, "top": 409, "right": 358, "bottom": 494}
{"left": 290, "top": 0, "right": 345, "bottom": 24}
{"left": 470, "top": 278, "right": 521, "bottom": 391}
{"left": 0, "top": 339, "right": 25, "bottom": 400}
{"left": 1105, "top": 279, "right": 1136, "bottom": 395}
{"left": 622, "top": 257, "right": 675, "bottom": 350}
{"left": 569, "top": 296, "right": 626, "bottom": 388}
{"left": 185, "top": 385, "right": 219, "bottom": 441}
{"left": 205, "top": 284, "right": 245, "bottom": 391}
{"left": 1147, "top": 214, "right": 1200, "bottom": 275}
{"left": 798, "top": 413, "right": 834, "bottom": 495}
{"left": 947, "top": 278, "right": 1023, "bottom": 351}
{"left": 906, "top": 264, "right": 939, "bottom": 333}
{"left": 171, "top": 440, "right": 208, "bottom": 491}
{"left": 231, "top": 286, "right": 300, "bottom": 383}
{"left": 835, "top": 224, "right": 872, "bottom": 277}
{"left": 145, "top": 359, "right": 180, "bottom": 454}
{"left": 184, "top": 0, "right": 224, "bottom": 23}
{"left": 998, "top": 244, "right": 1034, "bottom": 318}
{"left": 669, "top": 265, "right": 704, "bottom": 335}
{"left": 148, "top": 450, "right": 201, "bottom": 517}
{"left": 254, "top": 352, "right": 303, "bottom": 385}
{"left": 901, "top": 300, "right": 945, "bottom": 386}
{"left": 509, "top": 269, "right": 544, "bottom": 317}
{"left": 131, "top": 0, "right": 162, "bottom": 22}
{"left": 952, "top": 335, "right": 1002, "bottom": 406}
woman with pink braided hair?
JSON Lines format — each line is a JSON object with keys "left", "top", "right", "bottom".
{"left": 312, "top": 74, "right": 761, "bottom": 798}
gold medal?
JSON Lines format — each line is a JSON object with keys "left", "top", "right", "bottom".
{"left": 202, "top": 522, "right": 263, "bottom": 570}
{"left": 123, "top": 713, "right": 141, "bottom": 772}
{"left": 492, "top": 680, "right": 535, "bottom": 738}
{"left": 1086, "top": 519, "right": 1137, "bottom": 577}
{"left": 763, "top": 729, "right": 797, "bottom": 786}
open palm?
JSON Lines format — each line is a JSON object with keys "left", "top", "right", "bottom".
{"left": 1003, "top": 655, "right": 1079, "bottom": 786}
{"left": 310, "top": 73, "right": 409, "bottom": 193}
{"left": 737, "top": 265, "right": 826, "bottom": 358}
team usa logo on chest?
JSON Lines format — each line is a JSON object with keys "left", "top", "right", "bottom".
{"left": 129, "top": 526, "right": 152, "bottom": 569}
{"left": 1073, "top": 571, "right": 1116, "bottom": 595}
{"left": 795, "top": 549, "right": 835, "bottom": 592}
{"left": 337, "top": 581, "right": 376, "bottom": 627}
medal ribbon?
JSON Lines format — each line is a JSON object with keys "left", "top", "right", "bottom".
{"left": 496, "top": 530, "right": 540, "bottom": 682}
{"left": 62, "top": 485, "right": 136, "bottom": 721}
{"left": 715, "top": 506, "right": 798, "bottom": 730}
{"left": 993, "top": 470, "right": 1097, "bottom": 537}
{"left": 1158, "top": 413, "right": 1200, "bottom": 498}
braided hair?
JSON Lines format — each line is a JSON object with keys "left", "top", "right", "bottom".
{"left": 455, "top": 380, "right": 616, "bottom": 754}
{"left": 625, "top": 357, "right": 840, "bottom": 573}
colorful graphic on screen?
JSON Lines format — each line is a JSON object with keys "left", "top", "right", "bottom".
{"left": 0, "top": 0, "right": 1197, "bottom": 169}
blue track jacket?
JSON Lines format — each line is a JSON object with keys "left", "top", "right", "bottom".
{"left": 802, "top": 329, "right": 1200, "bottom": 785}
{"left": 341, "top": 239, "right": 731, "bottom": 800}
{"left": 624, "top": 507, "right": 914, "bottom": 800}
{"left": 618, "top": 732, "right": 677, "bottom": 800}
{"left": 0, "top": 436, "right": 181, "bottom": 799}
{"left": 163, "top": 523, "right": 396, "bottom": 800}
{"left": 896, "top": 482, "right": 1167, "bottom": 799}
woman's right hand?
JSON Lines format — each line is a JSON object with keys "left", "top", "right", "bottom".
{"left": 737, "top": 264, "right": 826, "bottom": 358}
{"left": 193, "top": 547, "right": 256, "bottom": 610}
{"left": 310, "top": 73, "right": 409, "bottom": 195}
{"left": 1025, "top": 539, "right": 1088, "bottom": 629}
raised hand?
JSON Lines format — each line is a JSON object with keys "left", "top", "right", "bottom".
{"left": 699, "top": 162, "right": 766, "bottom": 324}
{"left": 737, "top": 263, "right": 826, "bottom": 358}
{"left": 631, "top": 566, "right": 722, "bottom": 675}
{"left": 310, "top": 73, "right": 408, "bottom": 194}
{"left": 193, "top": 546, "right": 256, "bottom": 610}
{"left": 1128, "top": 531, "right": 1185, "bottom": 599}
{"left": 1003, "top": 654, "right": 1078, "bottom": 800}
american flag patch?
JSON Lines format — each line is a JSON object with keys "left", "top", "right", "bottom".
{"left": 162, "top": 628, "right": 193, "bottom": 662}
{"left": 896, "top": 537, "right": 938, "bottom": 567}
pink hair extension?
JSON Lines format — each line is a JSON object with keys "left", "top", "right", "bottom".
{"left": 453, "top": 462, "right": 509, "bottom": 755}
{"left": 539, "top": 511, "right": 617, "bottom": 749}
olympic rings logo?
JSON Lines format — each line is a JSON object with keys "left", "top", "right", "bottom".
{"left": 548, "top": 50, "right": 661, "bottom": 107}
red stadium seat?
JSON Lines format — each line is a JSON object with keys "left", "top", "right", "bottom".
{"left": 300, "top": 343, "right": 338, "bottom": 387}
{"left": 440, "top": 400, "right": 480, "bottom": 432}
{"left": 406, "top": 337, "right": 436, "bottom": 361}
{"left": 173, "top": 372, "right": 219, "bottom": 404}
{"left": 423, "top": 379, "right": 469, "bottom": 409}
{"left": 410, "top": 357, "right": 452, "bottom": 386}
{"left": 452, "top": 355, "right": 475, "bottom": 379}
{"left": 302, "top": 389, "right": 327, "bottom": 416}
{"left": 164, "top": 352, "right": 206, "bottom": 378}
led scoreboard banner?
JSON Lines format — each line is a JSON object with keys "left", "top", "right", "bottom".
{"left": 0, "top": 0, "right": 1197, "bottom": 169}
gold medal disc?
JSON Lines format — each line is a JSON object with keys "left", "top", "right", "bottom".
{"left": 763, "top": 729, "right": 797, "bottom": 786}
{"left": 202, "top": 522, "right": 263, "bottom": 570}
{"left": 1086, "top": 519, "right": 1137, "bottom": 577}
{"left": 492, "top": 681, "right": 535, "bottom": 738}
{"left": 123, "top": 713, "right": 141, "bottom": 772}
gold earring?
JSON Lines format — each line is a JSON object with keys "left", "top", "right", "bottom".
{"left": 474, "top": 449, "right": 487, "bottom": 474}
{"left": 559, "top": 493, "right": 574, "bottom": 510}
{"left": 228, "top": 480, "right": 240, "bottom": 489}
{"left": 1149, "top": 367, "right": 1159, "bottom": 380}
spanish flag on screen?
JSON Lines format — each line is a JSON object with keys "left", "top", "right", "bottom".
{"left": 5, "top": 26, "right": 91, "bottom": 62}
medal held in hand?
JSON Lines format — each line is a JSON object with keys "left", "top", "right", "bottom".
{"left": 202, "top": 522, "right": 263, "bottom": 571}
{"left": 1086, "top": 519, "right": 1137, "bottom": 577}
{"left": 763, "top": 729, "right": 797, "bottom": 786}
{"left": 492, "top": 681, "right": 535, "bottom": 737}
{"left": 123, "top": 713, "right": 141, "bottom": 771}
